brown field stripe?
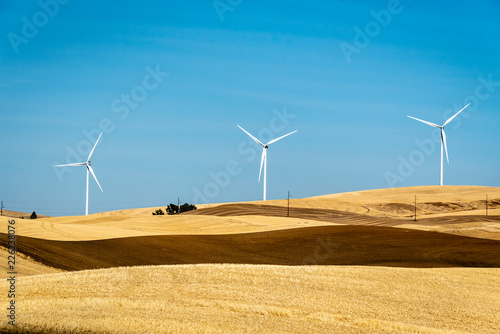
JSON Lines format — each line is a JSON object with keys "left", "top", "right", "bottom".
{"left": 1, "top": 225, "right": 500, "bottom": 271}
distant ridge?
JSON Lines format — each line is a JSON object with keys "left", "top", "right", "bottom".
{"left": 0, "top": 210, "right": 51, "bottom": 219}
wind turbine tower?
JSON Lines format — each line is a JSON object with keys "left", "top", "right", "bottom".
{"left": 237, "top": 125, "right": 297, "bottom": 201}
{"left": 407, "top": 103, "right": 470, "bottom": 186}
{"left": 55, "top": 132, "right": 104, "bottom": 215}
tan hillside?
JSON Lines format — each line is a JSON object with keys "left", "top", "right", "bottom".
{"left": 0, "top": 213, "right": 333, "bottom": 241}
{"left": 260, "top": 185, "right": 500, "bottom": 218}
{"left": 90, "top": 185, "right": 500, "bottom": 218}
{"left": 1, "top": 186, "right": 499, "bottom": 243}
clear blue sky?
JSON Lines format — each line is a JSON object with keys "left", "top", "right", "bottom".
{"left": 1, "top": 0, "right": 499, "bottom": 216}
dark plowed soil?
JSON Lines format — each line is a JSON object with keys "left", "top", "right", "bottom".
{"left": 2, "top": 225, "right": 499, "bottom": 271}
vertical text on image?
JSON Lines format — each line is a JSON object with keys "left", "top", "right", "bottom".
{"left": 6, "top": 220, "right": 17, "bottom": 327}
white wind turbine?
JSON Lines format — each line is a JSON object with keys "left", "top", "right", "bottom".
{"left": 407, "top": 103, "right": 470, "bottom": 186}
{"left": 55, "top": 132, "right": 104, "bottom": 215}
{"left": 237, "top": 125, "right": 297, "bottom": 201}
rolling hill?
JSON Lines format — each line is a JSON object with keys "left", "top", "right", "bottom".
{"left": 1, "top": 186, "right": 499, "bottom": 333}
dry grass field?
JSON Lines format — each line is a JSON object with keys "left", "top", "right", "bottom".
{"left": 1, "top": 265, "right": 499, "bottom": 333}
{"left": 1, "top": 186, "right": 499, "bottom": 333}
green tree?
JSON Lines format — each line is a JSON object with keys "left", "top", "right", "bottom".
{"left": 180, "top": 203, "right": 197, "bottom": 213}
{"left": 166, "top": 204, "right": 179, "bottom": 215}
{"left": 165, "top": 203, "right": 197, "bottom": 215}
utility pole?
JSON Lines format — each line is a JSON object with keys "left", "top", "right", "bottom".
{"left": 178, "top": 197, "right": 180, "bottom": 215}
{"left": 287, "top": 191, "right": 290, "bottom": 217}
{"left": 486, "top": 194, "right": 488, "bottom": 216}
{"left": 414, "top": 195, "right": 417, "bottom": 221}
{"left": 0, "top": 201, "right": 3, "bottom": 216}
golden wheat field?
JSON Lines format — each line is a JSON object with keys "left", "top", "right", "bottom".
{"left": 1, "top": 265, "right": 500, "bottom": 333}
{"left": 1, "top": 186, "right": 500, "bottom": 333}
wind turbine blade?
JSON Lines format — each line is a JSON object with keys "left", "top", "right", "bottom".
{"left": 237, "top": 125, "right": 265, "bottom": 147}
{"left": 87, "top": 132, "right": 103, "bottom": 162}
{"left": 406, "top": 116, "right": 440, "bottom": 128}
{"left": 258, "top": 148, "right": 266, "bottom": 182}
{"left": 443, "top": 103, "right": 470, "bottom": 127}
{"left": 88, "top": 165, "right": 103, "bottom": 192}
{"left": 441, "top": 128, "right": 449, "bottom": 164}
{"left": 54, "top": 162, "right": 86, "bottom": 167}
{"left": 267, "top": 130, "right": 298, "bottom": 145}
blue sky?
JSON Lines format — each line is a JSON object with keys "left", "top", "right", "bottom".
{"left": 1, "top": 0, "right": 499, "bottom": 216}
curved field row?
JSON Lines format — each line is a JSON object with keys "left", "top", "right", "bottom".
{"left": 396, "top": 215, "right": 500, "bottom": 240}
{"left": 239, "top": 185, "right": 500, "bottom": 217}
{"left": 190, "top": 203, "right": 500, "bottom": 240}
{"left": 1, "top": 225, "right": 499, "bottom": 272}
{"left": 188, "top": 203, "right": 406, "bottom": 226}
{"left": 0, "top": 214, "right": 335, "bottom": 241}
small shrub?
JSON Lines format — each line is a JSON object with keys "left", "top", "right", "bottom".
{"left": 152, "top": 209, "right": 165, "bottom": 216}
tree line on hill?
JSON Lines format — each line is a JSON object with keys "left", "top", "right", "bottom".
{"left": 152, "top": 203, "right": 197, "bottom": 215}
